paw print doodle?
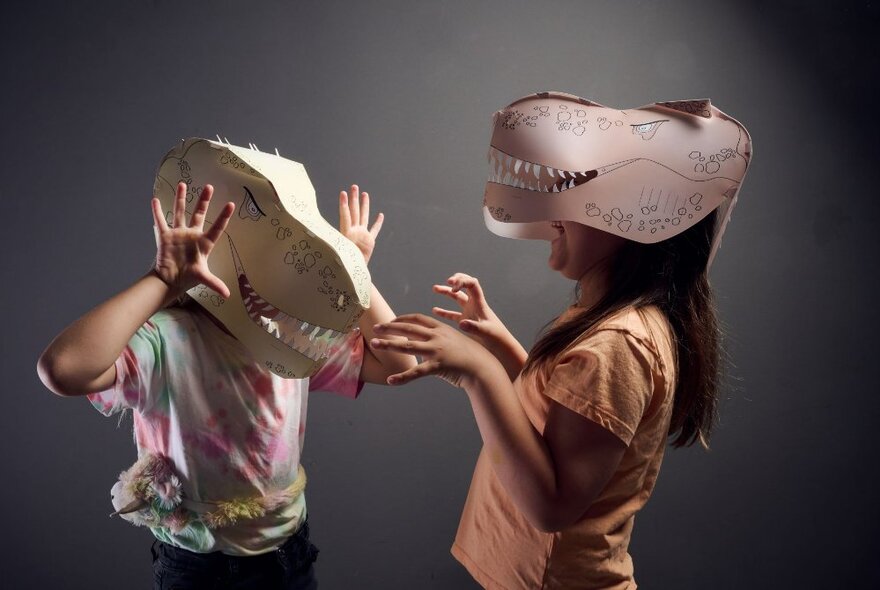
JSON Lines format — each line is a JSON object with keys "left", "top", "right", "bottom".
{"left": 290, "top": 199, "right": 308, "bottom": 212}
{"left": 219, "top": 152, "right": 246, "bottom": 169}
{"left": 191, "top": 285, "right": 225, "bottom": 307}
{"left": 558, "top": 121, "right": 572, "bottom": 131}
{"left": 572, "top": 124, "right": 587, "bottom": 136}
{"left": 178, "top": 160, "right": 192, "bottom": 181}
{"left": 276, "top": 227, "right": 293, "bottom": 241}
{"left": 557, "top": 111, "right": 572, "bottom": 123}
{"left": 295, "top": 251, "right": 322, "bottom": 274}
{"left": 533, "top": 105, "right": 550, "bottom": 117}
{"left": 585, "top": 203, "right": 602, "bottom": 217}
{"left": 597, "top": 117, "right": 612, "bottom": 131}
{"left": 318, "top": 282, "right": 353, "bottom": 312}
{"left": 705, "top": 157, "right": 720, "bottom": 174}
{"left": 500, "top": 109, "right": 538, "bottom": 130}
{"left": 318, "top": 265, "right": 336, "bottom": 280}
{"left": 185, "top": 184, "right": 203, "bottom": 204}
{"left": 488, "top": 206, "right": 512, "bottom": 222}
{"left": 271, "top": 218, "right": 280, "bottom": 226}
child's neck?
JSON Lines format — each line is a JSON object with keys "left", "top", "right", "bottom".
{"left": 576, "top": 262, "right": 613, "bottom": 310}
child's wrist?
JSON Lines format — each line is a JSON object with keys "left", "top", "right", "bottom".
{"left": 146, "top": 268, "right": 186, "bottom": 301}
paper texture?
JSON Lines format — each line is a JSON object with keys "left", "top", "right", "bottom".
{"left": 483, "top": 92, "right": 752, "bottom": 263}
{"left": 154, "top": 138, "right": 370, "bottom": 379}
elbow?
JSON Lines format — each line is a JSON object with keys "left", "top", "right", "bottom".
{"left": 36, "top": 350, "right": 82, "bottom": 397}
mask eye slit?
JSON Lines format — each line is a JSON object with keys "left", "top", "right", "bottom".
{"left": 240, "top": 186, "right": 266, "bottom": 221}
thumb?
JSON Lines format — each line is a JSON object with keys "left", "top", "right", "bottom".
{"left": 202, "top": 272, "right": 231, "bottom": 299}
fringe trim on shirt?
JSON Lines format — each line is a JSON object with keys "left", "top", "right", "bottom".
{"left": 109, "top": 453, "right": 306, "bottom": 532}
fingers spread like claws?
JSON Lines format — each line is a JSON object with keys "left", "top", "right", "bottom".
{"left": 152, "top": 198, "right": 169, "bottom": 232}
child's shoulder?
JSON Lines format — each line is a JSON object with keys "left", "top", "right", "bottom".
{"left": 583, "top": 305, "right": 674, "bottom": 363}
{"left": 147, "top": 307, "right": 198, "bottom": 330}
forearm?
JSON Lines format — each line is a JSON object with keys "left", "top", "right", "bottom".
{"left": 37, "top": 271, "right": 176, "bottom": 395}
{"left": 487, "top": 329, "right": 528, "bottom": 381}
{"left": 358, "top": 284, "right": 418, "bottom": 382}
{"left": 463, "top": 361, "right": 561, "bottom": 529}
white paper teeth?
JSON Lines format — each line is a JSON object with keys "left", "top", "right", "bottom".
{"left": 487, "top": 147, "right": 587, "bottom": 194}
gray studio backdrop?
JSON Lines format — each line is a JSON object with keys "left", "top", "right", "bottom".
{"left": 2, "top": 1, "right": 877, "bottom": 588}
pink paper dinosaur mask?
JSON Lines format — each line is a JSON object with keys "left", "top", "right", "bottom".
{"left": 483, "top": 92, "right": 752, "bottom": 262}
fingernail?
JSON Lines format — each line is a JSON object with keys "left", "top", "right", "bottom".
{"left": 370, "top": 338, "right": 380, "bottom": 347}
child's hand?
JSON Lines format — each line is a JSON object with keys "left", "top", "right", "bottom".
{"left": 433, "top": 273, "right": 505, "bottom": 348}
{"left": 433, "top": 274, "right": 528, "bottom": 380}
{"left": 339, "top": 184, "right": 384, "bottom": 264}
{"left": 151, "top": 182, "right": 235, "bottom": 298}
{"left": 371, "top": 314, "right": 494, "bottom": 389}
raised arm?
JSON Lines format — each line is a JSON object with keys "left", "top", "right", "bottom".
{"left": 37, "top": 183, "right": 234, "bottom": 396}
{"left": 337, "top": 184, "right": 417, "bottom": 384}
{"left": 371, "top": 314, "right": 626, "bottom": 533}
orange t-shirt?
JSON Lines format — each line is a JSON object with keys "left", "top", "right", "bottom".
{"left": 452, "top": 305, "right": 677, "bottom": 589}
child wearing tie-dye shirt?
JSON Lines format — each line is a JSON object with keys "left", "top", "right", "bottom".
{"left": 37, "top": 183, "right": 414, "bottom": 589}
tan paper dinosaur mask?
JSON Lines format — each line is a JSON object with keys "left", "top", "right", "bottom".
{"left": 483, "top": 91, "right": 752, "bottom": 263}
{"left": 154, "top": 138, "right": 370, "bottom": 379}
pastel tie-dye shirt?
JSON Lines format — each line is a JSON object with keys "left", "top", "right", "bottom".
{"left": 87, "top": 307, "right": 363, "bottom": 556}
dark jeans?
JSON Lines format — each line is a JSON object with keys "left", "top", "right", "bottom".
{"left": 151, "top": 520, "right": 319, "bottom": 589}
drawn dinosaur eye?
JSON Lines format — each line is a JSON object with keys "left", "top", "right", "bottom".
{"left": 239, "top": 186, "right": 266, "bottom": 221}
{"left": 631, "top": 120, "right": 667, "bottom": 140}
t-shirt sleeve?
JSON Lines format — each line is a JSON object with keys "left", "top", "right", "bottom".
{"left": 308, "top": 328, "right": 365, "bottom": 399}
{"left": 86, "top": 320, "right": 165, "bottom": 416}
{"left": 542, "top": 328, "right": 656, "bottom": 446}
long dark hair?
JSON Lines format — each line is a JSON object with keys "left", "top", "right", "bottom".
{"left": 523, "top": 210, "right": 721, "bottom": 448}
